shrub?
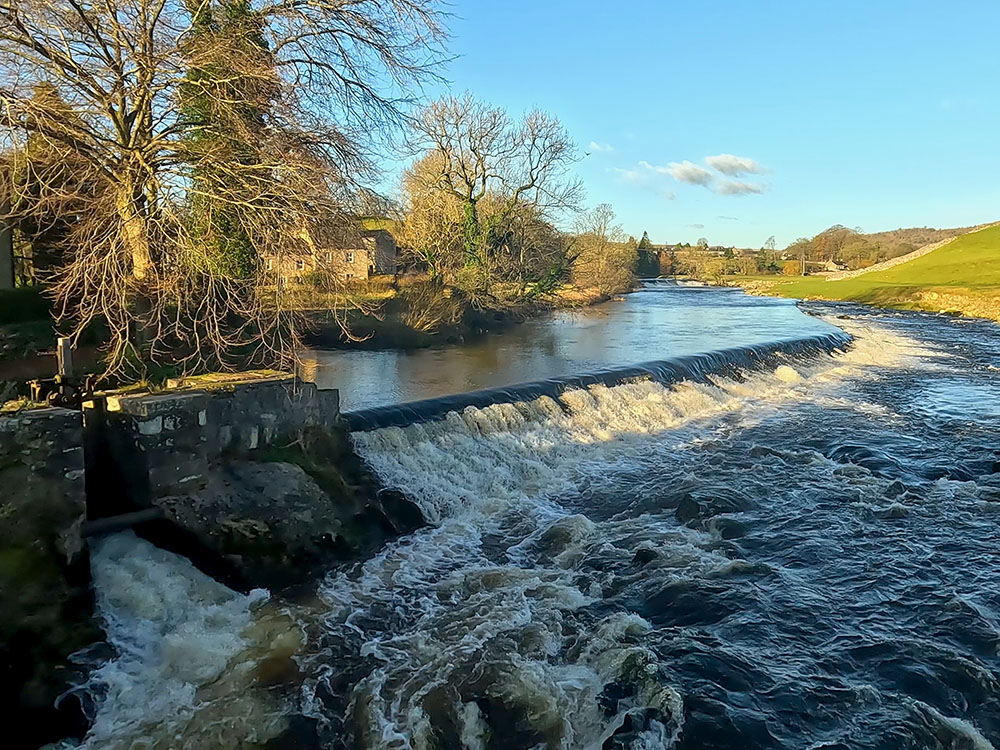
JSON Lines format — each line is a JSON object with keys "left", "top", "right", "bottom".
{"left": 397, "top": 282, "right": 463, "bottom": 333}
{"left": 782, "top": 261, "right": 801, "bottom": 276}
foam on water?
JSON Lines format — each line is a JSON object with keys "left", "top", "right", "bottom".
{"left": 65, "top": 533, "right": 293, "bottom": 749}
{"left": 63, "top": 315, "right": 945, "bottom": 748}
{"left": 307, "top": 318, "right": 932, "bottom": 748}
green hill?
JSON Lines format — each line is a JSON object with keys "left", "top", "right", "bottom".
{"left": 766, "top": 223, "right": 1000, "bottom": 321}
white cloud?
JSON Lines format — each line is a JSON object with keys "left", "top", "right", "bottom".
{"left": 613, "top": 167, "right": 644, "bottom": 184}
{"left": 705, "top": 153, "right": 765, "bottom": 177}
{"left": 715, "top": 179, "right": 765, "bottom": 196}
{"left": 626, "top": 155, "right": 769, "bottom": 196}
{"left": 588, "top": 141, "right": 615, "bottom": 154}
{"left": 666, "top": 160, "right": 715, "bottom": 186}
{"left": 637, "top": 160, "right": 667, "bottom": 174}
{"left": 612, "top": 165, "right": 675, "bottom": 199}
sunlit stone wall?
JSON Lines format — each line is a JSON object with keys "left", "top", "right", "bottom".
{"left": 87, "top": 375, "right": 340, "bottom": 509}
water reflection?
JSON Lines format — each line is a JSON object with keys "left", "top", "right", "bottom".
{"left": 306, "top": 282, "right": 837, "bottom": 410}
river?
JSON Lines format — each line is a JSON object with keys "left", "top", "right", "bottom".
{"left": 302, "top": 281, "right": 835, "bottom": 411}
{"left": 68, "top": 283, "right": 1000, "bottom": 749}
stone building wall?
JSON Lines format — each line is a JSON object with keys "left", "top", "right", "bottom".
{"left": 0, "top": 405, "right": 87, "bottom": 562}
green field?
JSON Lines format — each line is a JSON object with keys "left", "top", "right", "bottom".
{"left": 756, "top": 224, "right": 1000, "bottom": 319}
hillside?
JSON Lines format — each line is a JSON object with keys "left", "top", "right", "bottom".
{"left": 858, "top": 225, "right": 972, "bottom": 252}
{"left": 785, "top": 223, "right": 973, "bottom": 270}
{"left": 763, "top": 223, "right": 1000, "bottom": 322}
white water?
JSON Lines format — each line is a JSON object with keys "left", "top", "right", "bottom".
{"left": 307, "top": 318, "right": 934, "bottom": 749}
{"left": 63, "top": 533, "right": 294, "bottom": 750}
{"left": 67, "top": 317, "right": 940, "bottom": 749}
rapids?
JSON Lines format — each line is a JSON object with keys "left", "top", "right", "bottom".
{"left": 66, "top": 286, "right": 1000, "bottom": 749}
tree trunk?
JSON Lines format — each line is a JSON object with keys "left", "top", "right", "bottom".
{"left": 462, "top": 199, "right": 480, "bottom": 268}
{"left": 116, "top": 178, "right": 152, "bottom": 281}
{"left": 115, "top": 176, "right": 155, "bottom": 370}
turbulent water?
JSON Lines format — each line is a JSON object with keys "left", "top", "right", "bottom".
{"left": 60, "top": 534, "right": 296, "bottom": 749}
{"left": 71, "top": 288, "right": 1000, "bottom": 749}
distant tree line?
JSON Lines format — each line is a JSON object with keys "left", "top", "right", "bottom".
{"left": 781, "top": 224, "right": 967, "bottom": 275}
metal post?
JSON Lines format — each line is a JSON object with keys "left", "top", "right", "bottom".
{"left": 57, "top": 336, "right": 73, "bottom": 378}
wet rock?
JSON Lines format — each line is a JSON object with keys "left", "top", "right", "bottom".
{"left": 151, "top": 427, "right": 425, "bottom": 592}
{"left": 603, "top": 708, "right": 674, "bottom": 749}
{"left": 876, "top": 503, "right": 909, "bottom": 519}
{"left": 263, "top": 716, "right": 321, "bottom": 749}
{"left": 155, "top": 462, "right": 337, "bottom": 590}
{"left": 642, "top": 580, "right": 737, "bottom": 627}
{"left": 826, "top": 443, "right": 905, "bottom": 478}
{"left": 675, "top": 494, "right": 704, "bottom": 523}
{"left": 712, "top": 517, "right": 749, "bottom": 540}
{"left": 632, "top": 547, "right": 659, "bottom": 566}
{"left": 598, "top": 681, "right": 635, "bottom": 715}
{"left": 702, "top": 492, "right": 753, "bottom": 515}
{"left": 884, "top": 480, "right": 908, "bottom": 498}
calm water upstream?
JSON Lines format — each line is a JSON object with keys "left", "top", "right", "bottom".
{"left": 304, "top": 281, "right": 836, "bottom": 410}
{"left": 72, "top": 284, "right": 1000, "bottom": 750}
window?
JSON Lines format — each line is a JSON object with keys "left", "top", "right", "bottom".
{"left": 295, "top": 259, "right": 305, "bottom": 271}
{"left": 345, "top": 251, "right": 354, "bottom": 264}
{"left": 324, "top": 252, "right": 333, "bottom": 264}
{"left": 345, "top": 273, "right": 354, "bottom": 279}
{"left": 266, "top": 259, "right": 273, "bottom": 271}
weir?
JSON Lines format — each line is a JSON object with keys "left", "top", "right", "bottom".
{"left": 342, "top": 331, "right": 853, "bottom": 431}
{"left": 0, "top": 328, "right": 860, "bottom": 745}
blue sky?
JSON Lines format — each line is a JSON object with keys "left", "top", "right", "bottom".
{"left": 412, "top": 0, "right": 1000, "bottom": 248}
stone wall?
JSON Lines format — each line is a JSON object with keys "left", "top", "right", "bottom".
{"left": 80, "top": 375, "right": 426, "bottom": 592}
{"left": 0, "top": 406, "right": 99, "bottom": 743}
{"left": 0, "top": 406, "right": 86, "bottom": 555}
{"left": 1, "top": 375, "right": 419, "bottom": 742}
{"left": 85, "top": 375, "right": 340, "bottom": 512}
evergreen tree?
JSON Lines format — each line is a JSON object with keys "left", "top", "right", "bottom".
{"left": 181, "top": 0, "right": 274, "bottom": 279}
{"left": 634, "top": 230, "right": 657, "bottom": 275}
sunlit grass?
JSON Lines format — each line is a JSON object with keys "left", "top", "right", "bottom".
{"left": 746, "top": 225, "right": 1000, "bottom": 317}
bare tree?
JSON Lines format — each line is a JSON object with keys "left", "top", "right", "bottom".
{"left": 398, "top": 152, "right": 465, "bottom": 282}
{"left": 406, "top": 93, "right": 582, "bottom": 301}
{"left": 571, "top": 203, "right": 636, "bottom": 296}
{"left": 0, "top": 0, "right": 445, "bottom": 377}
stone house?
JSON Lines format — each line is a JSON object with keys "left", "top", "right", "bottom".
{"left": 267, "top": 228, "right": 398, "bottom": 282}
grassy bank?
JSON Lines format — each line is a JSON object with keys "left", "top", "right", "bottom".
{"left": 737, "top": 224, "right": 1000, "bottom": 322}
